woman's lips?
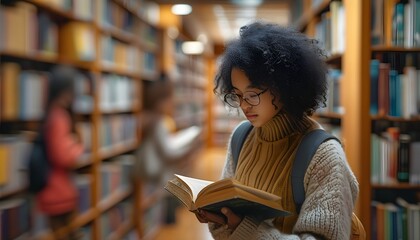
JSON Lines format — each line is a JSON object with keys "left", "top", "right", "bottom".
{"left": 246, "top": 114, "right": 257, "bottom": 120}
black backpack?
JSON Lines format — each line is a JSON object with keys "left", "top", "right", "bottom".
{"left": 231, "top": 121, "right": 366, "bottom": 239}
{"left": 27, "top": 129, "right": 50, "bottom": 193}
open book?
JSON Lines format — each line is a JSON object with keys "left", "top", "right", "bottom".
{"left": 165, "top": 174, "right": 290, "bottom": 220}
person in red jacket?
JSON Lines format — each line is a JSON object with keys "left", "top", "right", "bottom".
{"left": 36, "top": 65, "right": 84, "bottom": 240}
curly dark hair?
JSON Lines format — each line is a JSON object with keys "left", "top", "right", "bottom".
{"left": 214, "top": 21, "right": 328, "bottom": 119}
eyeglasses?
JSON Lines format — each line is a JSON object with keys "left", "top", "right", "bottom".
{"left": 224, "top": 89, "right": 268, "bottom": 108}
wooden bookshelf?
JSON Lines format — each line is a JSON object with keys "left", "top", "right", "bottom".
{"left": 291, "top": 0, "right": 370, "bottom": 235}
{"left": 371, "top": 183, "right": 420, "bottom": 190}
{"left": 293, "top": 1, "right": 420, "bottom": 239}
{"left": 0, "top": 0, "right": 163, "bottom": 239}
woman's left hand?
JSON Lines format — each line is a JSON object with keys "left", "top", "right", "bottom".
{"left": 197, "top": 207, "right": 242, "bottom": 231}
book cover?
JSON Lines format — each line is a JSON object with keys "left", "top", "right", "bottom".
{"left": 378, "top": 63, "right": 390, "bottom": 116}
{"left": 165, "top": 174, "right": 290, "bottom": 220}
{"left": 371, "top": 0, "right": 384, "bottom": 45}
{"left": 409, "top": 141, "right": 420, "bottom": 184}
{"left": 1, "top": 62, "right": 20, "bottom": 120}
{"left": 370, "top": 59, "right": 380, "bottom": 115}
{"left": 0, "top": 144, "right": 9, "bottom": 185}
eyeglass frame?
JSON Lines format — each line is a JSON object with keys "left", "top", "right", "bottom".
{"left": 223, "top": 89, "right": 268, "bottom": 108}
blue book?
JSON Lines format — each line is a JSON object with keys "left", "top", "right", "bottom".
{"left": 370, "top": 59, "right": 380, "bottom": 115}
{"left": 389, "top": 70, "right": 399, "bottom": 116}
{"left": 395, "top": 3, "right": 405, "bottom": 46}
{"left": 395, "top": 74, "right": 403, "bottom": 117}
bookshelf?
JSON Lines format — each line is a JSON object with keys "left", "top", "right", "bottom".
{"left": 292, "top": 0, "right": 420, "bottom": 238}
{"left": 0, "top": 0, "right": 162, "bottom": 239}
{"left": 205, "top": 52, "right": 245, "bottom": 147}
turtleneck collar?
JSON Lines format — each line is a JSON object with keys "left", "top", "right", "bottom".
{"left": 256, "top": 113, "right": 315, "bottom": 142}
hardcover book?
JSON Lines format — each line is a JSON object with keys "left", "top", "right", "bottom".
{"left": 165, "top": 174, "right": 290, "bottom": 220}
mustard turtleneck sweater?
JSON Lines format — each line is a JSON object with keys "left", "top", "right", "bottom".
{"left": 209, "top": 113, "right": 359, "bottom": 240}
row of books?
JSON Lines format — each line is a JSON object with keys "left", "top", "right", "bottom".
{"left": 74, "top": 174, "right": 93, "bottom": 214}
{"left": 101, "top": 36, "right": 142, "bottom": 74}
{"left": 0, "top": 62, "right": 94, "bottom": 120}
{"left": 0, "top": 197, "right": 31, "bottom": 240}
{"left": 370, "top": 59, "right": 420, "bottom": 118}
{"left": 371, "top": 128, "right": 420, "bottom": 184}
{"left": 0, "top": 2, "right": 95, "bottom": 61}
{"left": 99, "top": 199, "right": 132, "bottom": 239}
{"left": 77, "top": 121, "right": 93, "bottom": 155}
{"left": 371, "top": 0, "right": 420, "bottom": 47}
{"left": 99, "top": 74, "right": 138, "bottom": 113}
{"left": 142, "top": 51, "right": 158, "bottom": 78}
{"left": 98, "top": 0, "right": 136, "bottom": 33}
{"left": 317, "top": 69, "right": 343, "bottom": 114}
{"left": 314, "top": 1, "right": 346, "bottom": 55}
{"left": 142, "top": 197, "right": 164, "bottom": 238}
{"left": 0, "top": 155, "right": 134, "bottom": 239}
{"left": 0, "top": 129, "right": 92, "bottom": 197}
{"left": 0, "top": 135, "right": 30, "bottom": 197}
{"left": 33, "top": 0, "right": 93, "bottom": 21}
{"left": 97, "top": 0, "right": 160, "bottom": 49}
{"left": 100, "top": 155, "right": 135, "bottom": 199}
{"left": 98, "top": 114, "right": 137, "bottom": 152}
{"left": 30, "top": 176, "right": 93, "bottom": 236}
{"left": 371, "top": 198, "right": 420, "bottom": 240}
{"left": 1, "top": 2, "right": 43, "bottom": 56}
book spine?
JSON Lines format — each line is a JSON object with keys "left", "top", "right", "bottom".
{"left": 397, "top": 134, "right": 410, "bottom": 183}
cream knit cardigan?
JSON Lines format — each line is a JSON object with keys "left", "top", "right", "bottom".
{"left": 208, "top": 126, "right": 359, "bottom": 240}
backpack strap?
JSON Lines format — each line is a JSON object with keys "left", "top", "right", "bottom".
{"left": 231, "top": 121, "right": 253, "bottom": 171}
{"left": 291, "top": 129, "right": 339, "bottom": 213}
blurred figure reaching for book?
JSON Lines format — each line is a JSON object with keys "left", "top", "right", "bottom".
{"left": 132, "top": 72, "right": 203, "bottom": 224}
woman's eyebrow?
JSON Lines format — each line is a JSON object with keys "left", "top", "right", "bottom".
{"left": 246, "top": 84, "right": 262, "bottom": 90}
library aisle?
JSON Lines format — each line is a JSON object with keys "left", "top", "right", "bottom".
{"left": 154, "top": 147, "right": 227, "bottom": 240}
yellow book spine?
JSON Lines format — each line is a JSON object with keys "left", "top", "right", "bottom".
{"left": 0, "top": 144, "right": 10, "bottom": 185}
{"left": 1, "top": 62, "right": 20, "bottom": 120}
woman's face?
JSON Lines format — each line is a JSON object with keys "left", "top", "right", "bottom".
{"left": 230, "top": 68, "right": 282, "bottom": 127}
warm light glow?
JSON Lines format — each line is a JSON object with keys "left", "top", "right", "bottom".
{"left": 167, "top": 27, "right": 179, "bottom": 39}
{"left": 171, "top": 4, "right": 192, "bottom": 15}
{"left": 182, "top": 41, "right": 204, "bottom": 55}
{"left": 197, "top": 34, "right": 208, "bottom": 44}
{"left": 231, "top": 0, "right": 263, "bottom": 7}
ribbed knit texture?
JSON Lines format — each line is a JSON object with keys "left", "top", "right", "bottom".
{"left": 209, "top": 113, "right": 359, "bottom": 240}
{"left": 235, "top": 113, "right": 316, "bottom": 233}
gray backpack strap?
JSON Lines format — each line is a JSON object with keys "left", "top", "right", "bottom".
{"left": 231, "top": 121, "right": 253, "bottom": 171}
{"left": 292, "top": 129, "right": 339, "bottom": 213}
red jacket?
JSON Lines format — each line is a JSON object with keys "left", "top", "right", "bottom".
{"left": 36, "top": 107, "right": 83, "bottom": 215}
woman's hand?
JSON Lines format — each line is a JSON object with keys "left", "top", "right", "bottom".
{"left": 195, "top": 208, "right": 242, "bottom": 231}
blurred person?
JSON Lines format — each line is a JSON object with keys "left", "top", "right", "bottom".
{"left": 133, "top": 73, "right": 202, "bottom": 224}
{"left": 36, "top": 65, "right": 84, "bottom": 240}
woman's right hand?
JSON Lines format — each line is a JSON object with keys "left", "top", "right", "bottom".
{"left": 195, "top": 208, "right": 242, "bottom": 231}
{"left": 195, "top": 209, "right": 226, "bottom": 226}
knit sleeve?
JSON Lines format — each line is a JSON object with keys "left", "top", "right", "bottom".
{"left": 208, "top": 139, "right": 359, "bottom": 240}
{"left": 293, "top": 139, "right": 359, "bottom": 239}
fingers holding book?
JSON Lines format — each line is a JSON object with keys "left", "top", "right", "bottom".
{"left": 195, "top": 208, "right": 242, "bottom": 230}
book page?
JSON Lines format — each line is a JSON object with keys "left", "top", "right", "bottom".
{"left": 175, "top": 174, "right": 213, "bottom": 202}
{"left": 199, "top": 178, "right": 281, "bottom": 203}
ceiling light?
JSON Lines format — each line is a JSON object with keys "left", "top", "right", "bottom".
{"left": 182, "top": 41, "right": 204, "bottom": 55}
{"left": 171, "top": 4, "right": 192, "bottom": 15}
